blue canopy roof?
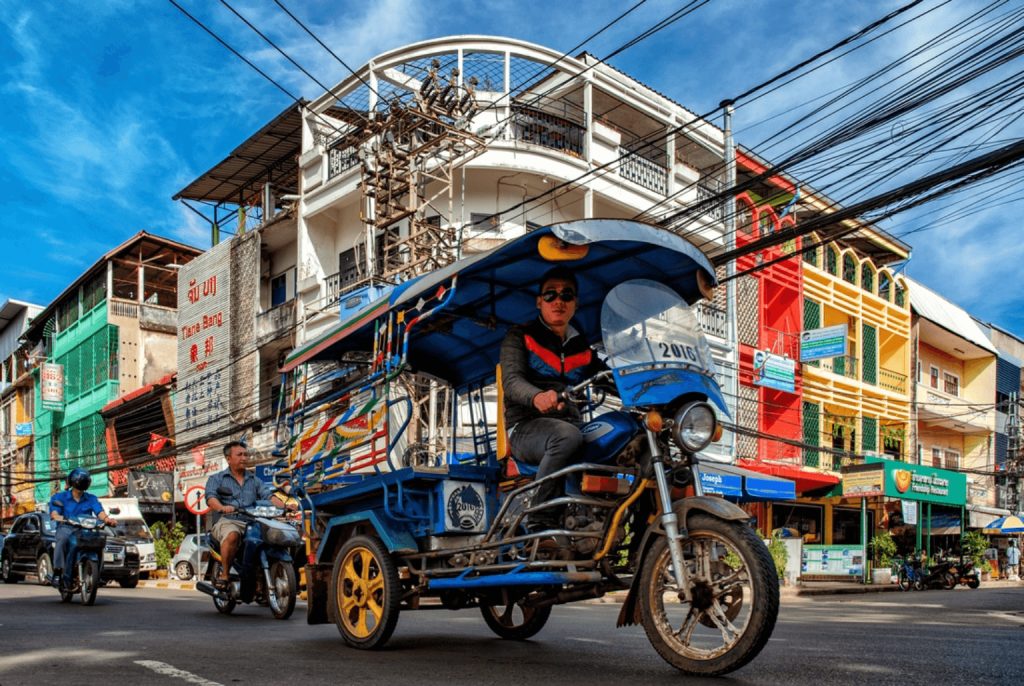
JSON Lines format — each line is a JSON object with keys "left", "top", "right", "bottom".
{"left": 283, "top": 219, "right": 717, "bottom": 389}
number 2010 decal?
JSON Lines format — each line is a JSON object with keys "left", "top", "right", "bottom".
{"left": 657, "top": 341, "right": 699, "bottom": 361}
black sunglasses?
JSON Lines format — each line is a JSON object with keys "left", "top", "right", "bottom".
{"left": 540, "top": 288, "right": 577, "bottom": 303}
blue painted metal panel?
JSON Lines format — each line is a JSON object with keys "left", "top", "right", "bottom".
{"left": 744, "top": 473, "right": 796, "bottom": 500}
{"left": 698, "top": 465, "right": 743, "bottom": 497}
{"left": 318, "top": 510, "right": 419, "bottom": 556}
{"left": 426, "top": 567, "right": 601, "bottom": 590}
{"left": 997, "top": 358, "right": 1020, "bottom": 396}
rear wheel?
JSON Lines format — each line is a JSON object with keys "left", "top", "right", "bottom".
{"left": 897, "top": 569, "right": 911, "bottom": 592}
{"left": 211, "top": 561, "right": 236, "bottom": 614}
{"left": 268, "top": 560, "right": 297, "bottom": 620}
{"left": 330, "top": 535, "right": 401, "bottom": 649}
{"left": 36, "top": 553, "right": 53, "bottom": 586}
{"left": 941, "top": 572, "right": 956, "bottom": 590}
{"left": 80, "top": 558, "right": 100, "bottom": 606}
{"left": 480, "top": 595, "right": 552, "bottom": 640}
{"left": 638, "top": 514, "right": 779, "bottom": 677}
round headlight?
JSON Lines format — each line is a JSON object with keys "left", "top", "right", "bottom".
{"left": 671, "top": 401, "right": 717, "bottom": 453}
{"left": 127, "top": 545, "right": 139, "bottom": 555}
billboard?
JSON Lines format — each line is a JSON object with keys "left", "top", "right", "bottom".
{"left": 40, "top": 363, "right": 65, "bottom": 410}
{"left": 753, "top": 350, "right": 796, "bottom": 394}
{"left": 800, "top": 324, "right": 848, "bottom": 362}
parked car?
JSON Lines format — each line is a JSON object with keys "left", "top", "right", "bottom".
{"left": 0, "top": 511, "right": 141, "bottom": 587}
{"left": 171, "top": 534, "right": 208, "bottom": 581}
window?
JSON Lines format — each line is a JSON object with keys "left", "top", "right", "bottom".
{"left": 338, "top": 248, "right": 360, "bottom": 289}
{"left": 931, "top": 447, "right": 942, "bottom": 468}
{"left": 943, "top": 372, "right": 959, "bottom": 396}
{"left": 826, "top": 246, "right": 838, "bottom": 275}
{"left": 270, "top": 273, "right": 288, "bottom": 308}
{"left": 842, "top": 254, "right": 857, "bottom": 283}
{"left": 832, "top": 507, "right": 875, "bottom": 545}
{"left": 930, "top": 366, "right": 940, "bottom": 389}
{"left": 772, "top": 503, "right": 824, "bottom": 544}
{"left": 470, "top": 212, "right": 499, "bottom": 233}
{"left": 861, "top": 264, "right": 874, "bottom": 293}
{"left": 944, "top": 450, "right": 960, "bottom": 471}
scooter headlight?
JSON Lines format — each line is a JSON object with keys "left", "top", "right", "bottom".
{"left": 671, "top": 401, "right": 717, "bottom": 453}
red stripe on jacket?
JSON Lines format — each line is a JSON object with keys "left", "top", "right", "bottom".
{"left": 523, "top": 334, "right": 592, "bottom": 375}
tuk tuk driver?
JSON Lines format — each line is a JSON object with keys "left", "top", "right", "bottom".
{"left": 205, "top": 442, "right": 296, "bottom": 590}
{"left": 500, "top": 266, "right": 609, "bottom": 539}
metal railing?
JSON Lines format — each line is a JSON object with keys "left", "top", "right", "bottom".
{"left": 762, "top": 326, "right": 800, "bottom": 360}
{"left": 510, "top": 105, "right": 585, "bottom": 157}
{"left": 617, "top": 147, "right": 668, "bottom": 195}
{"left": 695, "top": 302, "right": 728, "bottom": 339}
{"left": 109, "top": 298, "right": 139, "bottom": 319}
{"left": 819, "top": 355, "right": 859, "bottom": 380}
{"left": 327, "top": 143, "right": 359, "bottom": 180}
{"left": 256, "top": 300, "right": 296, "bottom": 346}
{"left": 878, "top": 367, "right": 908, "bottom": 394}
{"left": 695, "top": 181, "right": 724, "bottom": 221}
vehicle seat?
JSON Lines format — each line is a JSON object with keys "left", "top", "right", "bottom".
{"left": 495, "top": 364, "right": 538, "bottom": 484}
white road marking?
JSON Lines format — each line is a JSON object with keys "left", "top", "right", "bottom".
{"left": 134, "top": 660, "right": 224, "bottom": 686}
{"left": 566, "top": 637, "right": 610, "bottom": 644}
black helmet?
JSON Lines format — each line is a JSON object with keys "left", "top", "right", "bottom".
{"left": 67, "top": 467, "right": 91, "bottom": 491}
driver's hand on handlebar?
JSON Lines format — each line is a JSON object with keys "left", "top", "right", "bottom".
{"left": 221, "top": 505, "right": 236, "bottom": 514}
{"left": 533, "top": 389, "right": 565, "bottom": 413}
{"left": 105, "top": 517, "right": 116, "bottom": 527}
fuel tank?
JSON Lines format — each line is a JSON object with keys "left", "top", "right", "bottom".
{"left": 578, "top": 411, "right": 640, "bottom": 464}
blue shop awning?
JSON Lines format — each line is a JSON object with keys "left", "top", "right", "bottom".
{"left": 697, "top": 461, "right": 796, "bottom": 501}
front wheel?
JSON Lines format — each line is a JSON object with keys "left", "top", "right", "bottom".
{"left": 80, "top": 558, "right": 100, "bottom": 606}
{"left": 638, "top": 514, "right": 779, "bottom": 677}
{"left": 119, "top": 573, "right": 140, "bottom": 589}
{"left": 268, "top": 560, "right": 297, "bottom": 620}
{"left": 329, "top": 535, "right": 401, "bottom": 649}
{"left": 897, "top": 569, "right": 911, "bottom": 592}
{"left": 967, "top": 576, "right": 980, "bottom": 589}
{"left": 480, "top": 596, "right": 552, "bottom": 640}
{"left": 941, "top": 572, "right": 956, "bottom": 590}
{"left": 36, "top": 553, "right": 53, "bottom": 586}
{"left": 174, "top": 561, "right": 195, "bottom": 581}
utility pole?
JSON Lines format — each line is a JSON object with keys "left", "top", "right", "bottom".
{"left": 722, "top": 101, "right": 739, "bottom": 463}
{"left": 1006, "top": 391, "right": 1022, "bottom": 513}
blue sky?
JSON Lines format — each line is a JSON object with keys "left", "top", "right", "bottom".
{"left": 1, "top": 0, "right": 1021, "bottom": 337}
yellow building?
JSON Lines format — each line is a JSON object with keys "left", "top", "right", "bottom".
{"left": 907, "top": 278, "right": 997, "bottom": 509}
{"left": 1, "top": 299, "right": 43, "bottom": 523}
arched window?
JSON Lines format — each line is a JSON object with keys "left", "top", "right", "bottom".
{"left": 878, "top": 271, "right": 892, "bottom": 302}
{"left": 894, "top": 280, "right": 906, "bottom": 307}
{"left": 735, "top": 197, "right": 754, "bottom": 237}
{"left": 826, "top": 246, "right": 839, "bottom": 276}
{"left": 803, "top": 233, "right": 820, "bottom": 266}
{"left": 842, "top": 253, "right": 857, "bottom": 284}
{"left": 861, "top": 263, "right": 874, "bottom": 293}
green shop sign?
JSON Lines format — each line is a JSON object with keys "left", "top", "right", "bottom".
{"left": 864, "top": 456, "right": 966, "bottom": 506}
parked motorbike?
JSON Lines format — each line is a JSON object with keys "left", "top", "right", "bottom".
{"left": 54, "top": 516, "right": 108, "bottom": 605}
{"left": 196, "top": 503, "right": 301, "bottom": 620}
{"left": 896, "top": 556, "right": 924, "bottom": 591}
{"left": 918, "top": 557, "right": 956, "bottom": 590}
{"left": 948, "top": 557, "right": 981, "bottom": 588}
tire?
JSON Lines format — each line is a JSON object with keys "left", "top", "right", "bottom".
{"left": 897, "top": 570, "right": 910, "bottom": 592}
{"left": 329, "top": 535, "right": 401, "bottom": 649}
{"left": 638, "top": 514, "right": 779, "bottom": 677}
{"left": 967, "top": 576, "right": 980, "bottom": 589}
{"left": 941, "top": 573, "right": 956, "bottom": 590}
{"left": 36, "top": 553, "right": 53, "bottom": 586}
{"left": 119, "top": 573, "right": 140, "bottom": 589}
{"left": 480, "top": 597, "right": 552, "bottom": 640}
{"left": 268, "top": 560, "right": 297, "bottom": 620}
{"left": 80, "top": 558, "right": 100, "bottom": 606}
{"left": 912, "top": 575, "right": 924, "bottom": 591}
{"left": 175, "top": 561, "right": 195, "bottom": 581}
{"left": 211, "top": 561, "right": 236, "bottom": 615}
{"left": 1, "top": 554, "right": 21, "bottom": 584}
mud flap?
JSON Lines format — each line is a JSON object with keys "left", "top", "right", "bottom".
{"left": 306, "top": 564, "right": 333, "bottom": 625}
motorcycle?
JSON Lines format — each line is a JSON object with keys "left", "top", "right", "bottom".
{"left": 918, "top": 557, "right": 956, "bottom": 590}
{"left": 54, "top": 516, "right": 107, "bottom": 605}
{"left": 896, "top": 556, "right": 924, "bottom": 591}
{"left": 196, "top": 503, "right": 302, "bottom": 620}
{"left": 948, "top": 557, "right": 980, "bottom": 588}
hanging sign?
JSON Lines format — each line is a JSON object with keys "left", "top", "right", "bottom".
{"left": 40, "top": 363, "right": 65, "bottom": 410}
{"left": 753, "top": 350, "right": 796, "bottom": 393}
{"left": 901, "top": 499, "right": 918, "bottom": 526}
{"left": 800, "top": 324, "right": 848, "bottom": 362}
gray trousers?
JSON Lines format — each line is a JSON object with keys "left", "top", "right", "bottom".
{"left": 509, "top": 417, "right": 583, "bottom": 528}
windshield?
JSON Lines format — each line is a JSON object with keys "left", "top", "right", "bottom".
{"left": 113, "top": 521, "right": 153, "bottom": 540}
{"left": 602, "top": 279, "right": 716, "bottom": 376}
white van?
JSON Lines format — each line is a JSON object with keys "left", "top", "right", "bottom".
{"left": 100, "top": 498, "right": 157, "bottom": 574}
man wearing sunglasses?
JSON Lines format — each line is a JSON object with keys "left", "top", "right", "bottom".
{"left": 500, "top": 266, "right": 609, "bottom": 540}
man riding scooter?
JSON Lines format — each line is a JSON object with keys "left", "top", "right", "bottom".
{"left": 205, "top": 442, "right": 295, "bottom": 591}
{"left": 49, "top": 468, "right": 116, "bottom": 588}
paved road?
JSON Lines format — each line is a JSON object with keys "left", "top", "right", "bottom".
{"left": 0, "top": 583, "right": 1021, "bottom": 685}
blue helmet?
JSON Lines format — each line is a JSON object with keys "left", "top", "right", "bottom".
{"left": 67, "top": 467, "right": 91, "bottom": 491}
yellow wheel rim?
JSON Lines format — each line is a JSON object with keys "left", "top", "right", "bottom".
{"left": 338, "top": 546, "right": 386, "bottom": 639}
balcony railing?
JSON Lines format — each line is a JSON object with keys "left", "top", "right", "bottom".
{"left": 695, "top": 181, "right": 724, "bottom": 221}
{"left": 510, "top": 105, "right": 585, "bottom": 157}
{"left": 878, "top": 367, "right": 907, "bottom": 394}
{"left": 617, "top": 147, "right": 668, "bottom": 195}
{"left": 327, "top": 143, "right": 359, "bottom": 181}
{"left": 256, "top": 300, "right": 296, "bottom": 347}
{"left": 818, "top": 354, "right": 859, "bottom": 380}
{"left": 762, "top": 326, "right": 800, "bottom": 360}
{"left": 695, "top": 302, "right": 728, "bottom": 339}
{"left": 109, "top": 298, "right": 139, "bottom": 319}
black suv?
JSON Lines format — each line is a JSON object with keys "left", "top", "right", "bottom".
{"left": 1, "top": 511, "right": 141, "bottom": 588}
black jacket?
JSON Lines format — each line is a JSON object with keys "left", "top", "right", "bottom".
{"left": 500, "top": 317, "right": 606, "bottom": 428}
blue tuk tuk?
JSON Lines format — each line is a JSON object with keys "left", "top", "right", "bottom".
{"left": 274, "top": 219, "right": 779, "bottom": 676}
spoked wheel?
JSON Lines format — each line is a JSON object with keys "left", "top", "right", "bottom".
{"left": 480, "top": 593, "right": 552, "bottom": 640}
{"left": 211, "top": 561, "right": 236, "bottom": 615}
{"left": 268, "top": 560, "right": 297, "bottom": 620}
{"left": 638, "top": 514, "right": 779, "bottom": 677}
{"left": 897, "top": 570, "right": 911, "bottom": 591}
{"left": 330, "top": 535, "right": 401, "bottom": 649}
{"left": 80, "top": 558, "right": 100, "bottom": 606}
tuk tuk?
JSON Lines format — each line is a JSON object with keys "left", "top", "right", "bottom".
{"left": 273, "top": 219, "right": 779, "bottom": 676}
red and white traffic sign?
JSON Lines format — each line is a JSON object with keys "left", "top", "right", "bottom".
{"left": 184, "top": 485, "right": 210, "bottom": 515}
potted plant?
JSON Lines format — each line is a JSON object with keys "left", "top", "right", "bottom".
{"left": 870, "top": 531, "right": 897, "bottom": 584}
{"left": 961, "top": 530, "right": 989, "bottom": 580}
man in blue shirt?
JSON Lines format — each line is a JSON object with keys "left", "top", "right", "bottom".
{"left": 49, "top": 467, "right": 116, "bottom": 586}
{"left": 1006, "top": 539, "right": 1021, "bottom": 580}
{"left": 205, "top": 441, "right": 292, "bottom": 590}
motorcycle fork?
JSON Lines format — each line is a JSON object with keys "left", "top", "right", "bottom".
{"left": 646, "top": 427, "right": 693, "bottom": 602}
{"left": 260, "top": 550, "right": 279, "bottom": 607}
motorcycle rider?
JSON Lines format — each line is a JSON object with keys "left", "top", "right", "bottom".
{"left": 500, "top": 266, "right": 609, "bottom": 538}
{"left": 205, "top": 442, "right": 295, "bottom": 590}
{"left": 48, "top": 468, "right": 116, "bottom": 587}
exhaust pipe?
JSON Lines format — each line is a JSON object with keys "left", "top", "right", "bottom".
{"left": 196, "top": 581, "right": 217, "bottom": 597}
